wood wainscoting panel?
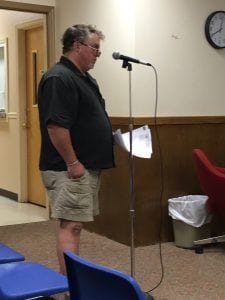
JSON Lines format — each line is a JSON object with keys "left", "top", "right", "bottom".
{"left": 85, "top": 116, "right": 225, "bottom": 246}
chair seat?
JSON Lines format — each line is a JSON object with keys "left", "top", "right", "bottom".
{"left": 0, "top": 243, "right": 25, "bottom": 264}
{"left": 0, "top": 261, "right": 68, "bottom": 300}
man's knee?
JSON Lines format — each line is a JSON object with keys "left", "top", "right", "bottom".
{"left": 60, "top": 219, "right": 83, "bottom": 234}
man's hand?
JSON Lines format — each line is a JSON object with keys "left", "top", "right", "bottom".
{"left": 67, "top": 161, "right": 85, "bottom": 179}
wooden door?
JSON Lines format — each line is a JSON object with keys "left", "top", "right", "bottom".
{"left": 25, "top": 26, "right": 46, "bottom": 207}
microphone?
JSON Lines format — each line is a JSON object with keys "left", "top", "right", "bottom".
{"left": 112, "top": 52, "right": 151, "bottom": 66}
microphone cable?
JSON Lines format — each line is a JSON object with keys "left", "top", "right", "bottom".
{"left": 145, "top": 65, "right": 165, "bottom": 296}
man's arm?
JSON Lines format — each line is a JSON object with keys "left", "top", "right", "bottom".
{"left": 47, "top": 123, "right": 85, "bottom": 178}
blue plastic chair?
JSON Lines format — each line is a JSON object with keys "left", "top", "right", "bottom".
{"left": 64, "top": 251, "right": 146, "bottom": 300}
{"left": 0, "top": 243, "right": 25, "bottom": 264}
{"left": 0, "top": 261, "right": 68, "bottom": 299}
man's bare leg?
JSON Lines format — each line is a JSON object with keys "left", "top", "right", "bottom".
{"left": 56, "top": 219, "right": 83, "bottom": 275}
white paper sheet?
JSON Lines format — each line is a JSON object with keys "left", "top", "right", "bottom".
{"left": 113, "top": 125, "right": 152, "bottom": 159}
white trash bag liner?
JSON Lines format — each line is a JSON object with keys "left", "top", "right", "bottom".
{"left": 168, "top": 195, "right": 212, "bottom": 227}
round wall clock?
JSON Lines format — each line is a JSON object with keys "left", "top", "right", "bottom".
{"left": 205, "top": 11, "right": 225, "bottom": 49}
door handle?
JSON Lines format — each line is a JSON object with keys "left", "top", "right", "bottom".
{"left": 22, "top": 122, "right": 30, "bottom": 128}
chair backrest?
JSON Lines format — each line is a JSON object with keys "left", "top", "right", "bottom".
{"left": 64, "top": 251, "right": 146, "bottom": 300}
{"left": 193, "top": 148, "right": 225, "bottom": 215}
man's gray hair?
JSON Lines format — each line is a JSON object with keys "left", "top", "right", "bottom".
{"left": 62, "top": 24, "right": 105, "bottom": 54}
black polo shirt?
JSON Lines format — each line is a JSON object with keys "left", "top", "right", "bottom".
{"left": 38, "top": 56, "right": 114, "bottom": 171}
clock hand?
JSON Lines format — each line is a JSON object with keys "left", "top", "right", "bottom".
{"left": 211, "top": 27, "right": 222, "bottom": 36}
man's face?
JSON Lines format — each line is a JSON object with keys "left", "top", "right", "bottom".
{"left": 78, "top": 33, "right": 101, "bottom": 71}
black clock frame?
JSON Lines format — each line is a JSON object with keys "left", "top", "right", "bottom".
{"left": 205, "top": 10, "right": 225, "bottom": 49}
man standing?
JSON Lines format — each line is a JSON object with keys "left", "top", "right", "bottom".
{"left": 38, "top": 24, "right": 114, "bottom": 275}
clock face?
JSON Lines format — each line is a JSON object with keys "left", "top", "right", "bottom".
{"left": 205, "top": 11, "right": 225, "bottom": 49}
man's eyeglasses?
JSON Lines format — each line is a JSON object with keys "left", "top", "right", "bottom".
{"left": 79, "top": 41, "right": 101, "bottom": 56}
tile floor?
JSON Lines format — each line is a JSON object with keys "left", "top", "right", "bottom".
{"left": 0, "top": 196, "right": 49, "bottom": 226}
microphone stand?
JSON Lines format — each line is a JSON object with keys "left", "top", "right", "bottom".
{"left": 120, "top": 59, "right": 154, "bottom": 300}
{"left": 121, "top": 59, "right": 135, "bottom": 278}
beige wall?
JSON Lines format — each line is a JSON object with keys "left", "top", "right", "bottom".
{"left": 134, "top": 0, "right": 225, "bottom": 117}
{"left": 55, "top": 0, "right": 225, "bottom": 117}
{"left": 0, "top": 0, "right": 225, "bottom": 199}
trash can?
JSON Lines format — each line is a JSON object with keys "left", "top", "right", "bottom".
{"left": 168, "top": 195, "right": 212, "bottom": 249}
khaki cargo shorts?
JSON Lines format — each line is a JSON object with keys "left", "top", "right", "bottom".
{"left": 41, "top": 169, "right": 101, "bottom": 222}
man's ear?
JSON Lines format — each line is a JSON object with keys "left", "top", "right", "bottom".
{"left": 73, "top": 40, "right": 80, "bottom": 52}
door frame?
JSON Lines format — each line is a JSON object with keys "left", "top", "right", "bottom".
{"left": 0, "top": 1, "right": 55, "bottom": 202}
